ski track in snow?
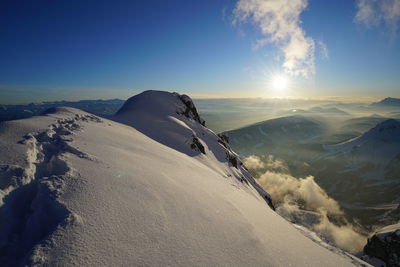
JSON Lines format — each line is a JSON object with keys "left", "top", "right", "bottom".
{"left": 0, "top": 114, "right": 101, "bottom": 266}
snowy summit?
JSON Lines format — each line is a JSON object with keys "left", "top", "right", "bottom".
{"left": 0, "top": 90, "right": 367, "bottom": 266}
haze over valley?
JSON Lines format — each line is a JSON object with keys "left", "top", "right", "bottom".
{"left": 1, "top": 0, "right": 400, "bottom": 266}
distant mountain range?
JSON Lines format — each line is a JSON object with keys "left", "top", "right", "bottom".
{"left": 0, "top": 99, "right": 125, "bottom": 122}
{"left": 316, "top": 119, "right": 400, "bottom": 226}
{"left": 224, "top": 115, "right": 328, "bottom": 177}
{"left": 321, "top": 119, "right": 400, "bottom": 183}
{"left": 337, "top": 115, "right": 389, "bottom": 136}
{"left": 226, "top": 115, "right": 400, "bottom": 228}
{"left": 225, "top": 115, "right": 326, "bottom": 152}
{"left": 372, "top": 97, "right": 400, "bottom": 107}
{"left": 280, "top": 107, "right": 350, "bottom": 117}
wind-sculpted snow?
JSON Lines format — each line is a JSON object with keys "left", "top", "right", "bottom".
{"left": 0, "top": 110, "right": 100, "bottom": 266}
{"left": 0, "top": 91, "right": 368, "bottom": 266}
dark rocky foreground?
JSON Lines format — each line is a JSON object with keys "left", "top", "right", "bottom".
{"left": 364, "top": 223, "right": 400, "bottom": 267}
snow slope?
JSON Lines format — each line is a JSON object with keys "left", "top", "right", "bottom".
{"left": 0, "top": 91, "right": 367, "bottom": 266}
{"left": 323, "top": 119, "right": 400, "bottom": 171}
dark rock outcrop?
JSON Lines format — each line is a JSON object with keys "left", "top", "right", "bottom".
{"left": 176, "top": 94, "right": 205, "bottom": 126}
{"left": 364, "top": 223, "right": 400, "bottom": 267}
{"left": 217, "top": 133, "right": 229, "bottom": 145}
{"left": 190, "top": 136, "right": 205, "bottom": 154}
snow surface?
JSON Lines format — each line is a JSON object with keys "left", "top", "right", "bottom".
{"left": 0, "top": 91, "right": 368, "bottom": 266}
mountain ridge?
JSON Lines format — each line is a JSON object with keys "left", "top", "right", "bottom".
{"left": 372, "top": 97, "right": 400, "bottom": 107}
{"left": 0, "top": 90, "right": 366, "bottom": 266}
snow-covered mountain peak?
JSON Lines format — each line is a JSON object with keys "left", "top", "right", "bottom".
{"left": 369, "top": 118, "right": 400, "bottom": 132}
{"left": 363, "top": 119, "right": 400, "bottom": 142}
{"left": 323, "top": 118, "right": 400, "bottom": 174}
{"left": 372, "top": 97, "right": 400, "bottom": 106}
{"left": 114, "top": 90, "right": 274, "bottom": 208}
{"left": 114, "top": 90, "right": 219, "bottom": 156}
{"left": 116, "top": 90, "right": 204, "bottom": 125}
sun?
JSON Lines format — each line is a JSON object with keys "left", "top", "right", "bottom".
{"left": 271, "top": 74, "right": 289, "bottom": 91}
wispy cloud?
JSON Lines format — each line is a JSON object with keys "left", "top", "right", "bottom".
{"left": 318, "top": 40, "right": 329, "bottom": 60}
{"left": 233, "top": 0, "right": 316, "bottom": 78}
{"left": 355, "top": 0, "right": 400, "bottom": 35}
{"left": 244, "top": 154, "right": 288, "bottom": 172}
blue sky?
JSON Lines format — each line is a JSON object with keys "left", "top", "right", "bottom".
{"left": 0, "top": 0, "right": 399, "bottom": 103}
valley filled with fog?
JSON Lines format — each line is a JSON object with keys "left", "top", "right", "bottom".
{"left": 196, "top": 97, "right": 400, "bottom": 255}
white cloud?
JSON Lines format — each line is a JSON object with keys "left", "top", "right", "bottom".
{"left": 318, "top": 40, "right": 329, "bottom": 60}
{"left": 243, "top": 154, "right": 367, "bottom": 253}
{"left": 243, "top": 155, "right": 288, "bottom": 172}
{"left": 355, "top": 0, "right": 380, "bottom": 27}
{"left": 264, "top": 155, "right": 288, "bottom": 172}
{"left": 233, "top": 0, "right": 316, "bottom": 77}
{"left": 256, "top": 171, "right": 367, "bottom": 253}
{"left": 257, "top": 172, "right": 342, "bottom": 214}
{"left": 355, "top": 0, "right": 400, "bottom": 35}
{"left": 243, "top": 155, "right": 265, "bottom": 169}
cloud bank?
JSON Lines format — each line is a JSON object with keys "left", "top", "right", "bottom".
{"left": 355, "top": 0, "right": 400, "bottom": 35}
{"left": 244, "top": 155, "right": 367, "bottom": 253}
{"left": 243, "top": 154, "right": 288, "bottom": 172}
{"left": 233, "top": 0, "right": 315, "bottom": 77}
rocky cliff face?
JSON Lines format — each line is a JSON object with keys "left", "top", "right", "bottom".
{"left": 364, "top": 223, "right": 400, "bottom": 266}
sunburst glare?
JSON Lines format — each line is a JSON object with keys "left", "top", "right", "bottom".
{"left": 272, "top": 75, "right": 288, "bottom": 90}
{"left": 269, "top": 73, "right": 290, "bottom": 97}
